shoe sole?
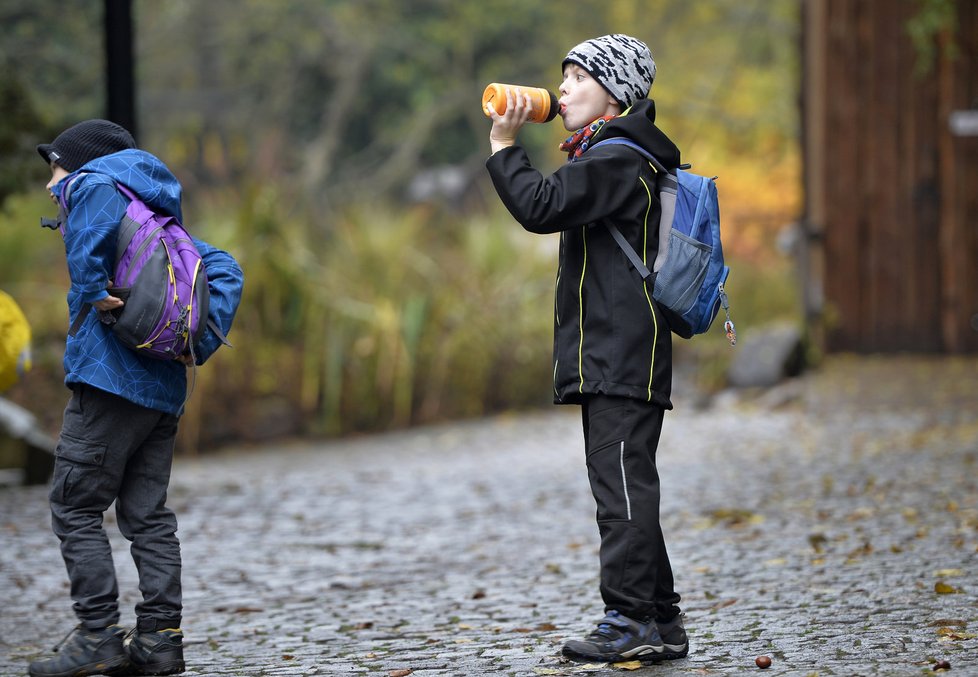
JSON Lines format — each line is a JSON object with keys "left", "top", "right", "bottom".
{"left": 562, "top": 644, "right": 664, "bottom": 663}
{"left": 641, "top": 642, "right": 689, "bottom": 663}
{"left": 29, "top": 655, "right": 129, "bottom": 677}
{"left": 125, "top": 659, "right": 185, "bottom": 676}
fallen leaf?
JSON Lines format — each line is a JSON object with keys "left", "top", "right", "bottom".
{"left": 536, "top": 622, "right": 558, "bottom": 631}
{"left": 935, "top": 581, "right": 960, "bottom": 594}
{"left": 281, "top": 654, "right": 294, "bottom": 660}
{"left": 936, "top": 568, "right": 963, "bottom": 577}
{"left": 389, "top": 670, "right": 413, "bottom": 677}
{"left": 613, "top": 659, "right": 643, "bottom": 670}
{"left": 847, "top": 541, "right": 874, "bottom": 559}
{"left": 704, "top": 508, "right": 765, "bottom": 528}
{"left": 937, "top": 627, "right": 978, "bottom": 640}
{"left": 709, "top": 598, "right": 738, "bottom": 611}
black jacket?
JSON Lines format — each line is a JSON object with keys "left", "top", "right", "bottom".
{"left": 486, "top": 100, "right": 681, "bottom": 408}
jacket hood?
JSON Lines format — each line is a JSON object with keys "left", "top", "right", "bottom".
{"left": 75, "top": 148, "right": 183, "bottom": 221}
{"left": 599, "top": 99, "right": 681, "bottom": 169}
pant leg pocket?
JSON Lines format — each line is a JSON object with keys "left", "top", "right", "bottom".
{"left": 50, "top": 433, "right": 108, "bottom": 506}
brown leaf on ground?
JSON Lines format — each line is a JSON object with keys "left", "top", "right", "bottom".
{"left": 613, "top": 660, "right": 643, "bottom": 670}
{"left": 937, "top": 627, "right": 977, "bottom": 640}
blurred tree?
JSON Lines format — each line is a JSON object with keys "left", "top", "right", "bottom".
{"left": 0, "top": 0, "right": 103, "bottom": 120}
{"left": 0, "top": 65, "right": 49, "bottom": 208}
{"left": 0, "top": 0, "right": 804, "bottom": 447}
{"left": 1, "top": 0, "right": 798, "bottom": 211}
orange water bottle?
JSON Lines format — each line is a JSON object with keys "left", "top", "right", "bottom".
{"left": 482, "top": 83, "right": 559, "bottom": 123}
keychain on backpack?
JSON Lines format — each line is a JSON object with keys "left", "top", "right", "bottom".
{"left": 719, "top": 282, "right": 736, "bottom": 346}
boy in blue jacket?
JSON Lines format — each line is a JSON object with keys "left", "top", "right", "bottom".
{"left": 29, "top": 119, "right": 243, "bottom": 677}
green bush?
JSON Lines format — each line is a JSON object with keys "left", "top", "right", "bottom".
{"left": 2, "top": 178, "right": 801, "bottom": 451}
{"left": 182, "top": 187, "right": 556, "bottom": 449}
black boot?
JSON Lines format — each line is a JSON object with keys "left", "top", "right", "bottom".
{"left": 123, "top": 627, "right": 185, "bottom": 675}
{"left": 29, "top": 625, "right": 129, "bottom": 677}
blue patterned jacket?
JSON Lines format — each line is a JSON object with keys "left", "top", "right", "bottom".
{"left": 51, "top": 149, "right": 243, "bottom": 415}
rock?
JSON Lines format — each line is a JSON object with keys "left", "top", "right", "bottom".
{"left": 727, "top": 323, "right": 805, "bottom": 389}
{"left": 0, "top": 397, "right": 55, "bottom": 485}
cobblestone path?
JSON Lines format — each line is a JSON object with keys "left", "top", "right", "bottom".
{"left": 2, "top": 356, "right": 976, "bottom": 676}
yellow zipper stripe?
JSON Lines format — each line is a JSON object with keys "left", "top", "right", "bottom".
{"left": 639, "top": 176, "right": 657, "bottom": 402}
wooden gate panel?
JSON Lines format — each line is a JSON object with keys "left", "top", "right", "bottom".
{"left": 809, "top": 0, "right": 975, "bottom": 353}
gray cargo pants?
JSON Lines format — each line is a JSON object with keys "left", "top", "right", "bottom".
{"left": 49, "top": 384, "right": 182, "bottom": 632}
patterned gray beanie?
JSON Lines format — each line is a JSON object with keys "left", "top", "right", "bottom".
{"left": 563, "top": 34, "right": 656, "bottom": 110}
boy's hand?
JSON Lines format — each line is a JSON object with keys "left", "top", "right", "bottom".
{"left": 487, "top": 87, "right": 533, "bottom": 154}
{"left": 93, "top": 295, "right": 124, "bottom": 312}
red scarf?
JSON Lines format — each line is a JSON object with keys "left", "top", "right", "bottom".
{"left": 559, "top": 115, "right": 617, "bottom": 160}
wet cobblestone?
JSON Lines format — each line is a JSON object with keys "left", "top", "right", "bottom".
{"left": 2, "top": 356, "right": 977, "bottom": 676}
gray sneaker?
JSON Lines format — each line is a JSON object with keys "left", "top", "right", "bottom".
{"left": 650, "top": 612, "right": 688, "bottom": 661}
{"left": 562, "top": 610, "right": 664, "bottom": 663}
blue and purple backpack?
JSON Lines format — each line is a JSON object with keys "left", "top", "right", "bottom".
{"left": 50, "top": 177, "right": 215, "bottom": 361}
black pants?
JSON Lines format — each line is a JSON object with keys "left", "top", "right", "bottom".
{"left": 582, "top": 394, "right": 680, "bottom": 622}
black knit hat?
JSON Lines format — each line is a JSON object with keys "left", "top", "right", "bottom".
{"left": 37, "top": 119, "right": 136, "bottom": 172}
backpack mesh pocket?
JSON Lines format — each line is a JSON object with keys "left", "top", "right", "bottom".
{"left": 653, "top": 230, "right": 711, "bottom": 315}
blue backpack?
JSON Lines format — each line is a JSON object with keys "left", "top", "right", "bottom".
{"left": 590, "top": 138, "right": 736, "bottom": 344}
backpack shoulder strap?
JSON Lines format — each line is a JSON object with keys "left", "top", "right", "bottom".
{"left": 40, "top": 173, "right": 88, "bottom": 235}
{"left": 606, "top": 223, "right": 653, "bottom": 281}
{"left": 62, "top": 176, "right": 130, "bottom": 336}
{"left": 588, "top": 138, "right": 680, "bottom": 277}
{"left": 590, "top": 137, "right": 669, "bottom": 173}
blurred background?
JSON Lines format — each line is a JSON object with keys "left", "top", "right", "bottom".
{"left": 0, "top": 0, "right": 974, "bottom": 457}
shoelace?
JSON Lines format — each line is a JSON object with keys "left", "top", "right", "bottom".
{"left": 51, "top": 625, "right": 83, "bottom": 653}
